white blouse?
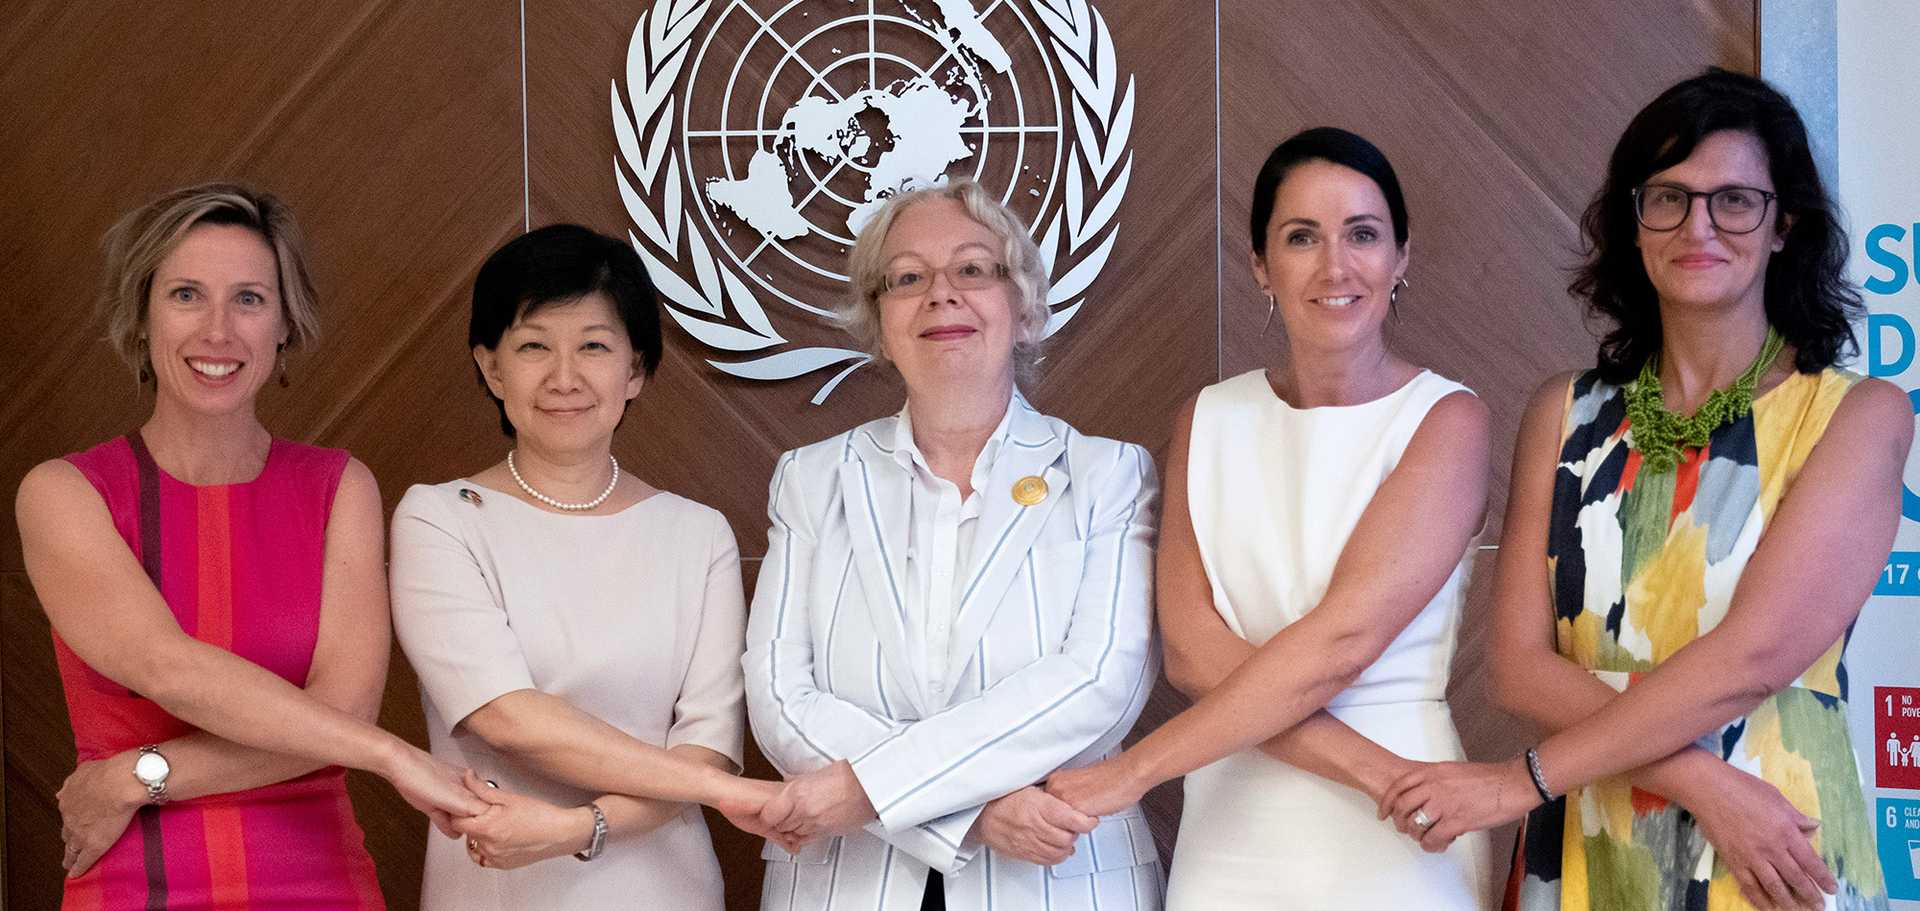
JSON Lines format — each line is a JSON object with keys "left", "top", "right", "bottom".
{"left": 891, "top": 399, "right": 1015, "bottom": 702}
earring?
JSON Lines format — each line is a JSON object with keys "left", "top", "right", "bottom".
{"left": 135, "top": 335, "right": 152, "bottom": 385}
{"left": 1389, "top": 277, "right": 1409, "bottom": 308}
{"left": 1260, "top": 291, "right": 1276, "bottom": 335}
{"left": 276, "top": 342, "right": 291, "bottom": 388}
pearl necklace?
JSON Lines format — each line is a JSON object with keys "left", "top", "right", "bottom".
{"left": 506, "top": 450, "right": 619, "bottom": 511}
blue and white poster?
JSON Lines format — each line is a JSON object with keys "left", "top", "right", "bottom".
{"left": 1838, "top": 1, "right": 1920, "bottom": 905}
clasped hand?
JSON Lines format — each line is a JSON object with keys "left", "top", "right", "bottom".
{"left": 1376, "top": 758, "right": 1537, "bottom": 853}
{"left": 973, "top": 786, "right": 1096, "bottom": 866}
{"left": 451, "top": 771, "right": 594, "bottom": 870}
{"left": 57, "top": 756, "right": 146, "bottom": 878}
{"left": 757, "top": 760, "right": 876, "bottom": 848}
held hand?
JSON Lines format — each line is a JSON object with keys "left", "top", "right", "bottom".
{"left": 712, "top": 775, "right": 806, "bottom": 854}
{"left": 1044, "top": 757, "right": 1147, "bottom": 818}
{"left": 761, "top": 761, "right": 876, "bottom": 840}
{"left": 451, "top": 771, "right": 593, "bottom": 871}
{"left": 57, "top": 753, "right": 146, "bottom": 878}
{"left": 972, "top": 787, "right": 1096, "bottom": 866}
{"left": 383, "top": 742, "right": 488, "bottom": 836}
{"left": 1687, "top": 765, "right": 1835, "bottom": 911}
{"left": 1378, "top": 759, "right": 1538, "bottom": 852}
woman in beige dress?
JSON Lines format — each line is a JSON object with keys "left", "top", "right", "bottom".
{"left": 389, "top": 224, "right": 780, "bottom": 909}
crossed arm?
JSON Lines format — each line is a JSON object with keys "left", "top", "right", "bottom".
{"left": 1046, "top": 389, "right": 1491, "bottom": 816}
{"left": 1152, "top": 395, "right": 1433, "bottom": 802}
{"left": 1380, "top": 374, "right": 1911, "bottom": 909}
{"left": 388, "top": 492, "right": 778, "bottom": 867}
{"left": 22, "top": 458, "right": 485, "bottom": 876}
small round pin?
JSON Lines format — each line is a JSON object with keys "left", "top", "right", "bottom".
{"left": 1011, "top": 475, "right": 1048, "bottom": 507}
{"left": 458, "top": 488, "right": 485, "bottom": 507}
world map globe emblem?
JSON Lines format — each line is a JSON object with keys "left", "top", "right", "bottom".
{"left": 614, "top": 0, "right": 1134, "bottom": 401}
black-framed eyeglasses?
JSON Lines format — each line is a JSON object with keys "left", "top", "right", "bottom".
{"left": 879, "top": 258, "right": 1010, "bottom": 298}
{"left": 1631, "top": 183, "right": 1777, "bottom": 234}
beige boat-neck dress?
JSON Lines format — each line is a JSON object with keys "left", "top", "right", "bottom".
{"left": 390, "top": 482, "right": 747, "bottom": 911}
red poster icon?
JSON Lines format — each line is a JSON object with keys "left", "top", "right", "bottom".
{"left": 1876, "top": 686, "right": 1920, "bottom": 791}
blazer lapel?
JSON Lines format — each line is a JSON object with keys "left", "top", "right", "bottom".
{"left": 939, "top": 403, "right": 1069, "bottom": 699}
{"left": 838, "top": 428, "right": 930, "bottom": 718}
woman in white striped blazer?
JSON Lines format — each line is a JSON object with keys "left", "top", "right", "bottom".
{"left": 743, "top": 179, "right": 1164, "bottom": 911}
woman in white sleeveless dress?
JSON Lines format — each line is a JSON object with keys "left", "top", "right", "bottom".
{"left": 1048, "top": 128, "right": 1492, "bottom": 908}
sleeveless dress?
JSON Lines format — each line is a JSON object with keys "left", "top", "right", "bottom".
{"left": 1506, "top": 368, "right": 1888, "bottom": 911}
{"left": 53, "top": 435, "right": 386, "bottom": 911}
{"left": 1171, "top": 368, "right": 1492, "bottom": 909}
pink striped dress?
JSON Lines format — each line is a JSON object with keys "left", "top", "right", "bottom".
{"left": 53, "top": 434, "right": 386, "bottom": 910}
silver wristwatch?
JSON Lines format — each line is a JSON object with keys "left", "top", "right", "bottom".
{"left": 574, "top": 802, "right": 607, "bottom": 861}
{"left": 133, "top": 744, "right": 171, "bottom": 804}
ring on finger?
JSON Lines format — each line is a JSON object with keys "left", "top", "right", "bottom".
{"left": 1411, "top": 809, "right": 1434, "bottom": 830}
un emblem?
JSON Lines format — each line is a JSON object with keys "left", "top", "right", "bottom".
{"left": 612, "top": 0, "right": 1135, "bottom": 402}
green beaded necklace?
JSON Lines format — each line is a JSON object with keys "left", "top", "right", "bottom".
{"left": 1622, "top": 327, "right": 1785, "bottom": 475}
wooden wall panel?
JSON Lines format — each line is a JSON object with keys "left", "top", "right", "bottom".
{"left": 1, "top": 1, "right": 1754, "bottom": 908}
{"left": 0, "top": 1, "right": 522, "bottom": 908}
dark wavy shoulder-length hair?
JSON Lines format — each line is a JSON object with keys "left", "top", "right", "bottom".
{"left": 1571, "top": 67, "right": 1860, "bottom": 383}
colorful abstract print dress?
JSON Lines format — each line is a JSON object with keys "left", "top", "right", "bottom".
{"left": 1508, "top": 368, "right": 1887, "bottom": 911}
{"left": 54, "top": 435, "right": 385, "bottom": 910}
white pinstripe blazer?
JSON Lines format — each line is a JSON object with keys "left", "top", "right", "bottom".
{"left": 744, "top": 398, "right": 1164, "bottom": 911}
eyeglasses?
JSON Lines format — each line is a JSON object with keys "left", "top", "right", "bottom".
{"left": 1631, "top": 183, "right": 1777, "bottom": 234}
{"left": 879, "top": 258, "right": 1009, "bottom": 298}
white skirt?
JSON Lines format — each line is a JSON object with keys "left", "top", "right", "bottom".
{"left": 1165, "top": 700, "right": 1491, "bottom": 910}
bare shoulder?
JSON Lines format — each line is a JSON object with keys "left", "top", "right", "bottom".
{"left": 1529, "top": 369, "right": 1586, "bottom": 415}
{"left": 1173, "top": 390, "right": 1201, "bottom": 430}
{"left": 1407, "top": 386, "right": 1492, "bottom": 459}
{"left": 1829, "top": 375, "right": 1914, "bottom": 452}
{"left": 338, "top": 456, "right": 381, "bottom": 500}
{"left": 1428, "top": 386, "right": 1492, "bottom": 429}
{"left": 327, "top": 457, "right": 386, "bottom": 541}
{"left": 16, "top": 458, "right": 94, "bottom": 522}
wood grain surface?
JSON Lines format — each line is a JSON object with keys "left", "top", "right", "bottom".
{"left": 1, "top": 2, "right": 1752, "bottom": 908}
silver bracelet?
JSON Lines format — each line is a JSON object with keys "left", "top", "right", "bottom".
{"left": 1524, "top": 747, "right": 1556, "bottom": 803}
{"left": 574, "top": 802, "right": 608, "bottom": 862}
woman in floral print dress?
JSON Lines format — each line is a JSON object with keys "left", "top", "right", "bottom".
{"left": 1375, "top": 69, "right": 1908, "bottom": 911}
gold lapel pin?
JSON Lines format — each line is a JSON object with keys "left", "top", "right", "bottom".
{"left": 458, "top": 488, "right": 485, "bottom": 507}
{"left": 1011, "top": 475, "right": 1048, "bottom": 507}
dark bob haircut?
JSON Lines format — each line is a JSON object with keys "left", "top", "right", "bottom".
{"left": 469, "top": 223, "right": 662, "bottom": 437}
{"left": 1250, "top": 127, "right": 1409, "bottom": 256}
{"left": 1571, "top": 67, "right": 1860, "bottom": 383}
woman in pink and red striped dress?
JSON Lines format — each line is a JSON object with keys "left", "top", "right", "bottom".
{"left": 16, "top": 183, "right": 487, "bottom": 909}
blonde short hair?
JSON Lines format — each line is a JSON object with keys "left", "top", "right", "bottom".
{"left": 841, "top": 179, "right": 1050, "bottom": 375}
{"left": 98, "top": 182, "right": 319, "bottom": 377}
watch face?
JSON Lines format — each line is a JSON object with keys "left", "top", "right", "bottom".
{"left": 134, "top": 751, "right": 170, "bottom": 784}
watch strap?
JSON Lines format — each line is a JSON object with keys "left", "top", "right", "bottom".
{"left": 136, "top": 744, "right": 170, "bottom": 805}
{"left": 574, "top": 802, "right": 607, "bottom": 861}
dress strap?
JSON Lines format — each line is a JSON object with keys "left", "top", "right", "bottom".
{"left": 124, "top": 433, "right": 165, "bottom": 588}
